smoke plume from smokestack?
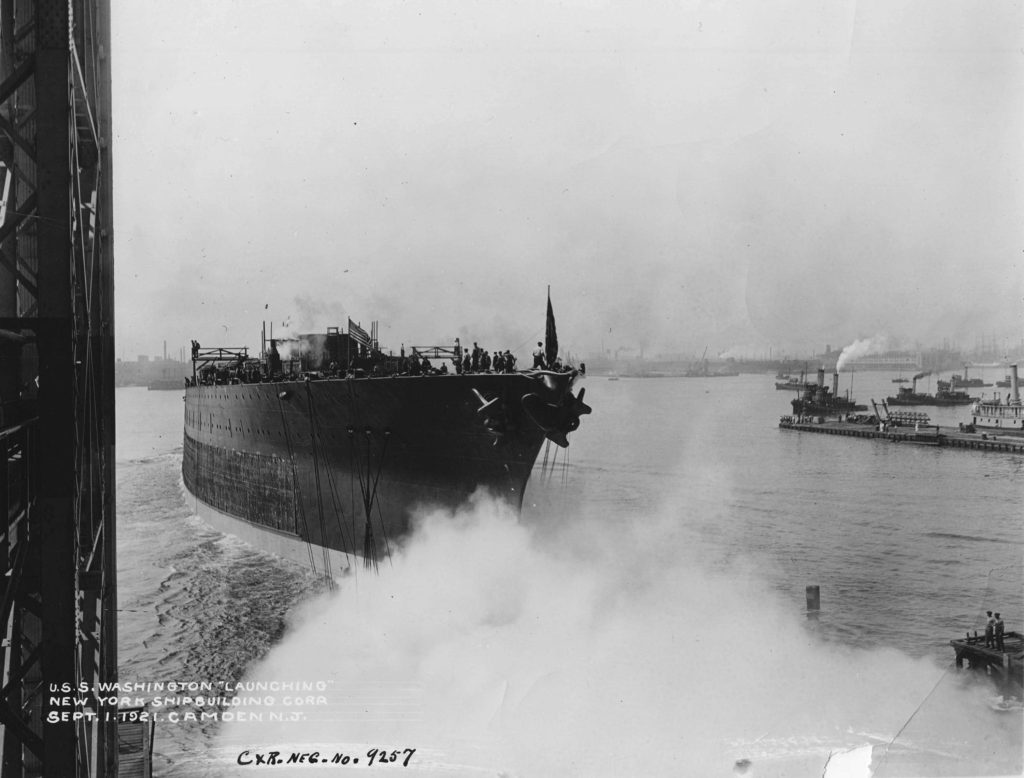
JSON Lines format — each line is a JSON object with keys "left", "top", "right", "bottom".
{"left": 835, "top": 335, "right": 892, "bottom": 373}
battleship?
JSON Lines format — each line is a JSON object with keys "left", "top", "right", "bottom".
{"left": 182, "top": 297, "right": 590, "bottom": 572}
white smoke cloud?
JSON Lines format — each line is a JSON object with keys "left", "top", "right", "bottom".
{"left": 207, "top": 487, "right": 1012, "bottom": 777}
{"left": 835, "top": 335, "right": 893, "bottom": 373}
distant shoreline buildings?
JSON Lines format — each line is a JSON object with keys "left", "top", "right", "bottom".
{"left": 115, "top": 355, "right": 190, "bottom": 388}
{"left": 582, "top": 339, "right": 1024, "bottom": 377}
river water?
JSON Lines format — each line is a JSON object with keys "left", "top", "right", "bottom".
{"left": 115, "top": 368, "right": 1022, "bottom": 777}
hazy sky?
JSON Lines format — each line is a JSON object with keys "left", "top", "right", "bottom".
{"left": 111, "top": 1, "right": 1023, "bottom": 362}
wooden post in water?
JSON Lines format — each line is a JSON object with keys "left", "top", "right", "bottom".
{"left": 806, "top": 585, "right": 821, "bottom": 618}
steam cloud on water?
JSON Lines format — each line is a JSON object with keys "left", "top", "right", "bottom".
{"left": 211, "top": 487, "right": 1013, "bottom": 777}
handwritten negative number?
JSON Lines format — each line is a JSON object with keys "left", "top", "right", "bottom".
{"left": 367, "top": 748, "right": 416, "bottom": 767}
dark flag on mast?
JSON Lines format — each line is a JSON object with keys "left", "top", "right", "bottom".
{"left": 544, "top": 287, "right": 558, "bottom": 368}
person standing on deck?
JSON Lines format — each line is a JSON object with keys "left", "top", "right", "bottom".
{"left": 985, "top": 611, "right": 995, "bottom": 648}
{"left": 994, "top": 613, "right": 1005, "bottom": 651}
{"left": 532, "top": 342, "right": 545, "bottom": 369}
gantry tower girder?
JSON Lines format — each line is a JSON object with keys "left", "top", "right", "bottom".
{"left": 0, "top": 1, "right": 116, "bottom": 776}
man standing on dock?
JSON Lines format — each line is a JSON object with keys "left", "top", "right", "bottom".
{"left": 994, "top": 613, "right": 1005, "bottom": 651}
{"left": 985, "top": 611, "right": 995, "bottom": 647}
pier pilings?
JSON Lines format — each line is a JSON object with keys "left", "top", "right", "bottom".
{"left": 949, "top": 632, "right": 1024, "bottom": 692}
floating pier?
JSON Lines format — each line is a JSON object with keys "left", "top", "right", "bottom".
{"left": 950, "top": 631, "right": 1023, "bottom": 691}
{"left": 778, "top": 417, "right": 1024, "bottom": 454}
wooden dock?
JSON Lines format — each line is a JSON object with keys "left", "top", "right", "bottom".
{"left": 949, "top": 631, "right": 1024, "bottom": 691}
{"left": 778, "top": 417, "right": 1024, "bottom": 454}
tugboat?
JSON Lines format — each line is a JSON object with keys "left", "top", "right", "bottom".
{"left": 949, "top": 364, "right": 991, "bottom": 388}
{"left": 933, "top": 379, "right": 975, "bottom": 405}
{"left": 775, "top": 364, "right": 813, "bottom": 391}
{"left": 887, "top": 371, "right": 974, "bottom": 406}
{"left": 971, "top": 364, "right": 1024, "bottom": 435}
{"left": 790, "top": 367, "right": 867, "bottom": 416}
{"left": 886, "top": 371, "right": 933, "bottom": 404}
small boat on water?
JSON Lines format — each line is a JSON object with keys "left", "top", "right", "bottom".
{"left": 949, "top": 364, "right": 991, "bottom": 388}
{"left": 683, "top": 346, "right": 739, "bottom": 378}
{"left": 971, "top": 365, "right": 1024, "bottom": 435}
{"left": 934, "top": 380, "right": 975, "bottom": 405}
{"left": 776, "top": 377, "right": 813, "bottom": 391}
{"left": 776, "top": 364, "right": 813, "bottom": 391}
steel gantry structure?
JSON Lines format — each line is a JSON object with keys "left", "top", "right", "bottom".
{"left": 0, "top": 1, "right": 116, "bottom": 776}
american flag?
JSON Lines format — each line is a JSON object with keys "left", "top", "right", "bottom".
{"left": 348, "top": 318, "right": 370, "bottom": 347}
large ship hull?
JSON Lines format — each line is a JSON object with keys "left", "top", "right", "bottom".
{"left": 182, "top": 372, "right": 583, "bottom": 569}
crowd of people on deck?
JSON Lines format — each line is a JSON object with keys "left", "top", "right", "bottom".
{"left": 184, "top": 331, "right": 587, "bottom": 387}
{"left": 185, "top": 339, "right": 586, "bottom": 387}
{"left": 454, "top": 342, "right": 518, "bottom": 375}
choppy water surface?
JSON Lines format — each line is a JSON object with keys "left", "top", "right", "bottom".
{"left": 116, "top": 371, "right": 1022, "bottom": 776}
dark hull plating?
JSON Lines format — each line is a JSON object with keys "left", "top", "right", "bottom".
{"left": 183, "top": 373, "right": 567, "bottom": 561}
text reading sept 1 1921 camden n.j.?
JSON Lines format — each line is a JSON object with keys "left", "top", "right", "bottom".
{"left": 237, "top": 748, "right": 417, "bottom": 768}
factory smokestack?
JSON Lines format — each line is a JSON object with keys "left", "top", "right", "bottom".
{"left": 1011, "top": 364, "right": 1020, "bottom": 405}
